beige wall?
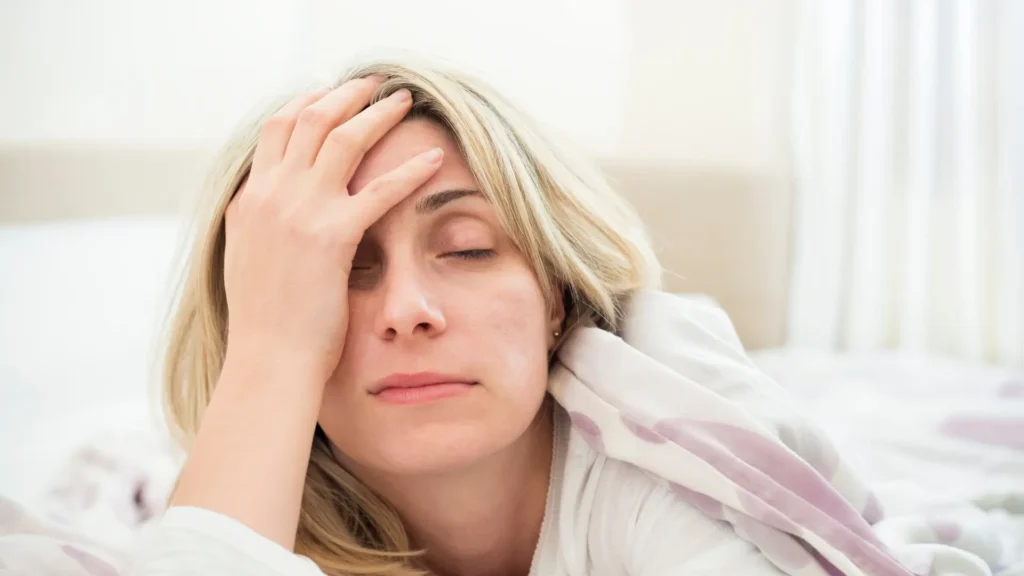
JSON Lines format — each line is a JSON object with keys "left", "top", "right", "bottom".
{"left": 613, "top": 0, "right": 796, "bottom": 348}
{"left": 0, "top": 0, "right": 796, "bottom": 166}
{"left": 0, "top": 1, "right": 796, "bottom": 349}
{"left": 619, "top": 0, "right": 796, "bottom": 169}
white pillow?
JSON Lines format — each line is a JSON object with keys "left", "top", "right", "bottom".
{"left": 0, "top": 216, "right": 188, "bottom": 503}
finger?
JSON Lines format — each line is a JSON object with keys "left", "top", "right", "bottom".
{"left": 314, "top": 89, "right": 414, "bottom": 187}
{"left": 252, "top": 89, "right": 329, "bottom": 171}
{"left": 347, "top": 147, "right": 444, "bottom": 226}
{"left": 222, "top": 173, "right": 248, "bottom": 225}
{"left": 226, "top": 177, "right": 249, "bottom": 211}
{"left": 282, "top": 76, "right": 387, "bottom": 169}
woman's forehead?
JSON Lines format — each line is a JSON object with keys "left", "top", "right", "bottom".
{"left": 348, "top": 119, "right": 470, "bottom": 194}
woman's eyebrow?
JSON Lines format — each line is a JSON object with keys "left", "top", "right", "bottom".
{"left": 415, "top": 189, "right": 482, "bottom": 214}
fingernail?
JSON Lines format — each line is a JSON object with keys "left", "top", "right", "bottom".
{"left": 391, "top": 89, "right": 412, "bottom": 103}
{"left": 367, "top": 74, "right": 387, "bottom": 83}
{"left": 423, "top": 148, "right": 443, "bottom": 163}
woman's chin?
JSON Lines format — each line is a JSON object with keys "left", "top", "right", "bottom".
{"left": 322, "top": 392, "right": 546, "bottom": 477}
{"left": 374, "top": 426, "right": 506, "bottom": 476}
{"left": 335, "top": 419, "right": 516, "bottom": 478}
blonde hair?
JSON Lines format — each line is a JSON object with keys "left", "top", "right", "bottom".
{"left": 161, "top": 55, "right": 661, "bottom": 575}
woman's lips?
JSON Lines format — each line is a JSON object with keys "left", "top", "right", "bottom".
{"left": 370, "top": 372, "right": 477, "bottom": 405}
{"left": 373, "top": 382, "right": 475, "bottom": 404}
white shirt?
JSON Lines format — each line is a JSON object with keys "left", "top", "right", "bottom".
{"left": 127, "top": 406, "right": 782, "bottom": 575}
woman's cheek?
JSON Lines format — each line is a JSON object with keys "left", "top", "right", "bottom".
{"left": 480, "top": 271, "right": 551, "bottom": 371}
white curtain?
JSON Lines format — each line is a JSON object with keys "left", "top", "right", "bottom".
{"left": 787, "top": 0, "right": 1024, "bottom": 366}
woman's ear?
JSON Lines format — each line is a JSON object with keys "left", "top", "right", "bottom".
{"left": 549, "top": 285, "right": 567, "bottom": 337}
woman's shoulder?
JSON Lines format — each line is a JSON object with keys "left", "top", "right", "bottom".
{"left": 558, "top": 426, "right": 721, "bottom": 532}
{"left": 553, "top": 405, "right": 701, "bottom": 520}
{"left": 551, "top": 408, "right": 782, "bottom": 574}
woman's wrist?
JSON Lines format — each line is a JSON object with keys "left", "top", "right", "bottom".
{"left": 221, "top": 339, "right": 334, "bottom": 398}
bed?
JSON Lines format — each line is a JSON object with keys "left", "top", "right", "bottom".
{"left": 0, "top": 147, "right": 1021, "bottom": 573}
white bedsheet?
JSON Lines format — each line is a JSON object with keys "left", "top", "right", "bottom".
{"left": 752, "top": 349, "right": 1024, "bottom": 499}
{"left": 753, "top": 349, "right": 1024, "bottom": 572}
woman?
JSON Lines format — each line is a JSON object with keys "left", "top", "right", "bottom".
{"left": 132, "top": 57, "right": 782, "bottom": 575}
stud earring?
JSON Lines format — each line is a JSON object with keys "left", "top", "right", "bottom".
{"left": 553, "top": 330, "right": 561, "bottom": 338}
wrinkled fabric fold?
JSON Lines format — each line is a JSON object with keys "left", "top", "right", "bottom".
{"left": 549, "top": 290, "right": 991, "bottom": 576}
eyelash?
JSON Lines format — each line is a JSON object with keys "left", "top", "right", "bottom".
{"left": 350, "top": 249, "right": 495, "bottom": 273}
{"left": 445, "top": 249, "right": 495, "bottom": 260}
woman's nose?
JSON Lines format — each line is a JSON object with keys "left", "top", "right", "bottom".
{"left": 374, "top": 264, "right": 446, "bottom": 341}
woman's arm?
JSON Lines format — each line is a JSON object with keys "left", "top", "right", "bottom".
{"left": 167, "top": 349, "right": 325, "bottom": 550}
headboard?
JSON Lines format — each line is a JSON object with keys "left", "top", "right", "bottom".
{"left": 0, "top": 145, "right": 792, "bottom": 349}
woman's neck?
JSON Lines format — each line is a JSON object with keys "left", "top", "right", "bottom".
{"left": 360, "top": 400, "right": 554, "bottom": 576}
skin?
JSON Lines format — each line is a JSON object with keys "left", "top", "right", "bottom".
{"left": 170, "top": 77, "right": 563, "bottom": 576}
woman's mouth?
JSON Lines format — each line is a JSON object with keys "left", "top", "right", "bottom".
{"left": 370, "top": 372, "right": 477, "bottom": 405}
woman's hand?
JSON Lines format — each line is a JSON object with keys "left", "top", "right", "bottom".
{"left": 223, "top": 76, "right": 443, "bottom": 385}
{"left": 169, "top": 76, "right": 443, "bottom": 550}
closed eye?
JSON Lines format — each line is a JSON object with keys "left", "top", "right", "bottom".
{"left": 444, "top": 249, "right": 495, "bottom": 260}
